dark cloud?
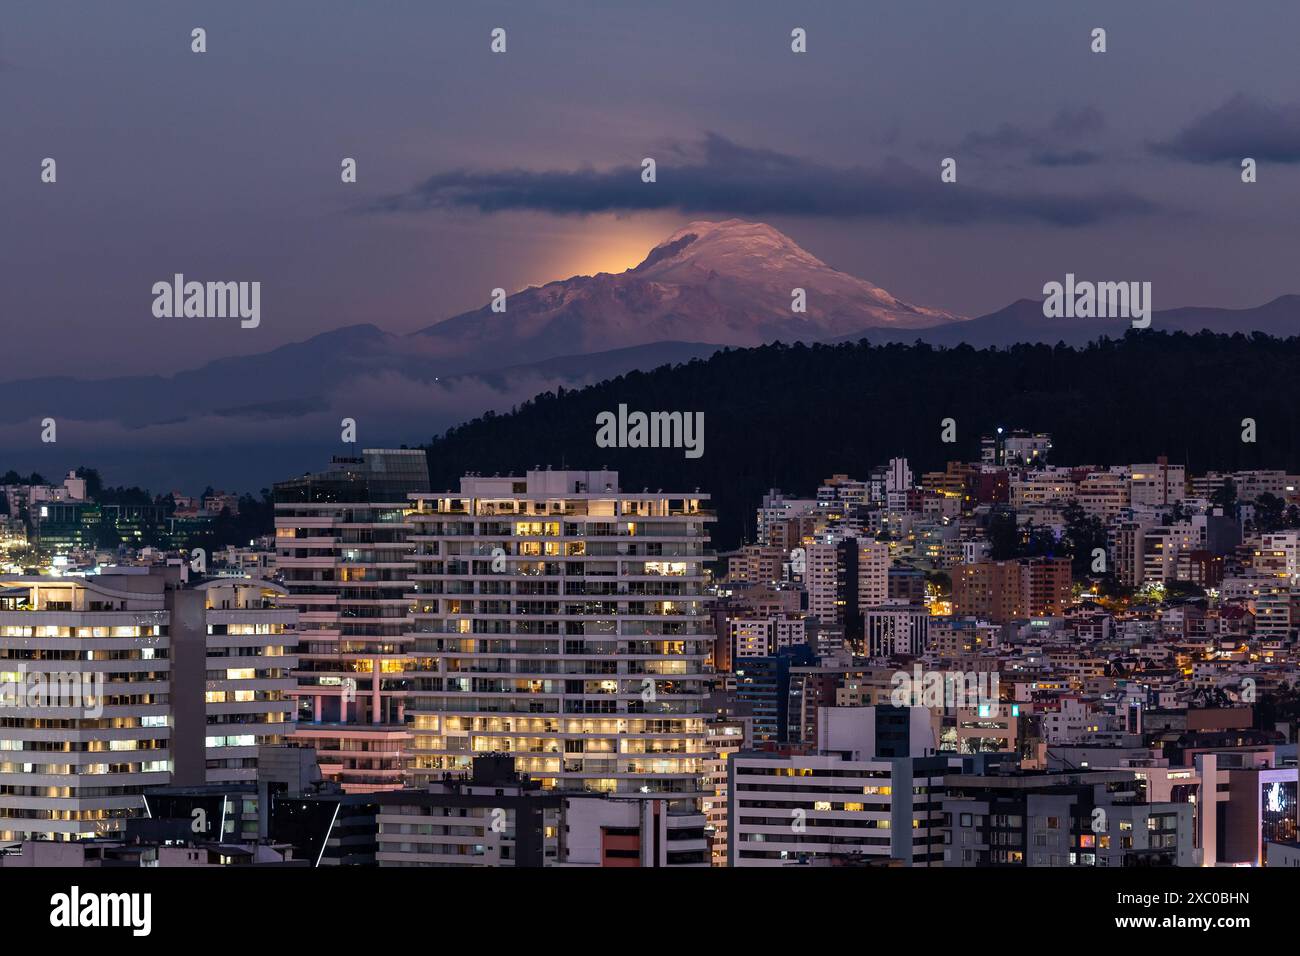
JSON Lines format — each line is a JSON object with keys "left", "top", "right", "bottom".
{"left": 371, "top": 133, "right": 1156, "bottom": 227}
{"left": 1032, "top": 150, "right": 1101, "bottom": 167}
{"left": 1152, "top": 93, "right": 1300, "bottom": 163}
{"left": 958, "top": 107, "right": 1107, "bottom": 165}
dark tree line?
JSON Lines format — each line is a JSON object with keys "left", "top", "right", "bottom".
{"left": 422, "top": 331, "right": 1300, "bottom": 551}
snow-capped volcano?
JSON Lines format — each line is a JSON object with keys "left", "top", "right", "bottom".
{"left": 632, "top": 220, "right": 954, "bottom": 325}
{"left": 0, "top": 220, "right": 963, "bottom": 490}
{"left": 410, "top": 219, "right": 959, "bottom": 369}
{"left": 9, "top": 215, "right": 1300, "bottom": 494}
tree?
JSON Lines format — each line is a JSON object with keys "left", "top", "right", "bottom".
{"left": 93, "top": 519, "right": 122, "bottom": 550}
{"left": 988, "top": 510, "right": 1020, "bottom": 560}
{"left": 1253, "top": 492, "right": 1285, "bottom": 534}
{"left": 4, "top": 546, "right": 38, "bottom": 571}
{"left": 1164, "top": 580, "right": 1206, "bottom": 601}
{"left": 98, "top": 485, "right": 153, "bottom": 507}
{"left": 925, "top": 570, "right": 952, "bottom": 594}
{"left": 1022, "top": 522, "right": 1059, "bottom": 559}
{"left": 1210, "top": 478, "right": 1238, "bottom": 517}
{"left": 74, "top": 466, "right": 104, "bottom": 499}
{"left": 1062, "top": 500, "right": 1110, "bottom": 579}
{"left": 1257, "top": 682, "right": 1300, "bottom": 731}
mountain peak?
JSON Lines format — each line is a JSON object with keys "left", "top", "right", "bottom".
{"left": 411, "top": 220, "right": 962, "bottom": 365}
{"left": 664, "top": 218, "right": 791, "bottom": 244}
{"left": 635, "top": 219, "right": 822, "bottom": 274}
{"left": 625, "top": 219, "right": 958, "bottom": 327}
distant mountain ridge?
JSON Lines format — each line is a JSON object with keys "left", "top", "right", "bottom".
{"left": 0, "top": 220, "right": 959, "bottom": 423}
{"left": 837, "top": 295, "right": 1300, "bottom": 348}
{"left": 4, "top": 219, "right": 1300, "bottom": 491}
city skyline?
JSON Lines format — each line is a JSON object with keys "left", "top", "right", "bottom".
{"left": 1, "top": 4, "right": 1295, "bottom": 928}
{"left": 5, "top": 449, "right": 1300, "bottom": 876}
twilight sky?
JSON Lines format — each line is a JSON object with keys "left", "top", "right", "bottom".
{"left": 5, "top": 0, "right": 1300, "bottom": 380}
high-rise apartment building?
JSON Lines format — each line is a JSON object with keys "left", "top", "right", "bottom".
{"left": 865, "top": 604, "right": 929, "bottom": 658}
{"left": 702, "top": 718, "right": 745, "bottom": 866}
{"left": 1142, "top": 522, "right": 1205, "bottom": 585}
{"left": 803, "top": 540, "right": 842, "bottom": 625}
{"left": 1075, "top": 472, "right": 1130, "bottom": 520}
{"left": 1010, "top": 467, "right": 1077, "bottom": 510}
{"left": 0, "top": 568, "right": 297, "bottom": 841}
{"left": 403, "top": 470, "right": 714, "bottom": 799}
{"left": 951, "top": 557, "right": 1071, "bottom": 624}
{"left": 724, "top": 545, "right": 783, "bottom": 586}
{"left": 804, "top": 537, "right": 863, "bottom": 633}
{"left": 0, "top": 572, "right": 172, "bottom": 841}
{"left": 982, "top": 431, "right": 1052, "bottom": 467}
{"left": 274, "top": 449, "right": 430, "bottom": 791}
{"left": 193, "top": 578, "right": 299, "bottom": 784}
{"left": 1260, "top": 532, "right": 1300, "bottom": 583}
{"left": 1021, "top": 557, "right": 1073, "bottom": 618}
{"left": 943, "top": 770, "right": 1194, "bottom": 867}
{"left": 756, "top": 491, "right": 818, "bottom": 548}
{"left": 857, "top": 539, "right": 890, "bottom": 610}
{"left": 1110, "top": 518, "right": 1156, "bottom": 589}
{"left": 885, "top": 457, "right": 913, "bottom": 513}
{"left": 728, "top": 707, "right": 955, "bottom": 866}
{"left": 729, "top": 615, "right": 805, "bottom": 659}
{"left": 1129, "top": 458, "right": 1187, "bottom": 510}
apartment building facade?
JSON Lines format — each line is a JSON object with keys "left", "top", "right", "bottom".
{"left": 274, "top": 449, "right": 429, "bottom": 791}
{"left": 728, "top": 707, "right": 955, "bottom": 866}
{"left": 403, "top": 470, "right": 715, "bottom": 800}
{"left": 193, "top": 578, "right": 298, "bottom": 784}
{"left": 0, "top": 568, "right": 297, "bottom": 841}
{"left": 951, "top": 557, "right": 1071, "bottom": 623}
